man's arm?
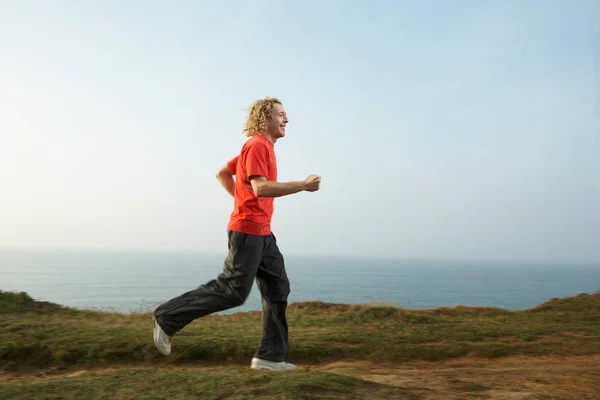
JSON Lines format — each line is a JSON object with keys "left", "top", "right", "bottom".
{"left": 250, "top": 175, "right": 320, "bottom": 198}
{"left": 245, "top": 141, "right": 321, "bottom": 198}
{"left": 216, "top": 165, "right": 236, "bottom": 197}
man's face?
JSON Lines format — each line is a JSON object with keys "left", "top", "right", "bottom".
{"left": 266, "top": 103, "right": 288, "bottom": 140}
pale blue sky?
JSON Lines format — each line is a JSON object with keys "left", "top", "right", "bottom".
{"left": 1, "top": 1, "right": 598, "bottom": 262}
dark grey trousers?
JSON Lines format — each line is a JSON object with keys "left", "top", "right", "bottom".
{"left": 153, "top": 230, "right": 291, "bottom": 362}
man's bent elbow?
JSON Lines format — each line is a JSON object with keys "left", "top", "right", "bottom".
{"left": 217, "top": 166, "right": 234, "bottom": 178}
{"left": 253, "top": 184, "right": 265, "bottom": 197}
{"left": 250, "top": 177, "right": 268, "bottom": 197}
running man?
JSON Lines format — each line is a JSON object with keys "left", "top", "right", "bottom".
{"left": 152, "top": 97, "right": 321, "bottom": 370}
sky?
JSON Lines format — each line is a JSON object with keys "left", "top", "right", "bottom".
{"left": 0, "top": 1, "right": 598, "bottom": 263}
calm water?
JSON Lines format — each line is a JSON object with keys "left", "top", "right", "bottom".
{"left": 0, "top": 248, "right": 598, "bottom": 314}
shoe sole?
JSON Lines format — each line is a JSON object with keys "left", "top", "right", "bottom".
{"left": 251, "top": 366, "right": 293, "bottom": 371}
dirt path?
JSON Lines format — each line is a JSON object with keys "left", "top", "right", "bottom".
{"left": 313, "top": 355, "right": 600, "bottom": 399}
{"left": 2, "top": 356, "right": 599, "bottom": 399}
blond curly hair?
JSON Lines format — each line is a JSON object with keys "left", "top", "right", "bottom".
{"left": 243, "top": 97, "right": 282, "bottom": 137}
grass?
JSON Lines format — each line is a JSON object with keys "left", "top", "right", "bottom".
{"left": 0, "top": 290, "right": 599, "bottom": 398}
{"left": 1, "top": 290, "right": 599, "bottom": 371}
{"left": 0, "top": 367, "right": 419, "bottom": 400}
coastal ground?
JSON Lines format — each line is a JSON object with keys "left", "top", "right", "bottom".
{"left": 1, "top": 290, "right": 599, "bottom": 399}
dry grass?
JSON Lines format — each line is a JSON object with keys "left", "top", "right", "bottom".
{"left": 315, "top": 355, "right": 600, "bottom": 399}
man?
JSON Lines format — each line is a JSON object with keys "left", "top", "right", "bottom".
{"left": 152, "top": 97, "right": 321, "bottom": 371}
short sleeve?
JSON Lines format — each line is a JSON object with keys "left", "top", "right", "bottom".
{"left": 245, "top": 142, "right": 269, "bottom": 179}
{"left": 226, "top": 155, "right": 238, "bottom": 173}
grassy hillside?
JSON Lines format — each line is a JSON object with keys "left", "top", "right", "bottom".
{"left": 1, "top": 290, "right": 599, "bottom": 373}
{"left": 1, "top": 290, "right": 599, "bottom": 399}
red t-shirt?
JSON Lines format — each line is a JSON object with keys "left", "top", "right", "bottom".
{"left": 226, "top": 134, "right": 277, "bottom": 236}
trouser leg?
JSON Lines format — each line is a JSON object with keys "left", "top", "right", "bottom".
{"left": 154, "top": 230, "right": 263, "bottom": 336}
{"left": 254, "top": 233, "right": 291, "bottom": 362}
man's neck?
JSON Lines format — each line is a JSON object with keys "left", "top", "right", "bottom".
{"left": 260, "top": 133, "right": 277, "bottom": 144}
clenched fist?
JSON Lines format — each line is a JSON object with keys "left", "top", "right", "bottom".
{"left": 303, "top": 175, "right": 321, "bottom": 192}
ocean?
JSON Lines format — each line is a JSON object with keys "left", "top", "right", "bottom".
{"left": 1, "top": 248, "right": 598, "bottom": 314}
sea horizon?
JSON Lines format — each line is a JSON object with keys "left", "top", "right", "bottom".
{"left": 2, "top": 245, "right": 598, "bottom": 266}
{"left": 1, "top": 247, "right": 599, "bottom": 315}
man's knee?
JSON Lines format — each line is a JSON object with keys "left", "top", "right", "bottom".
{"left": 270, "top": 279, "right": 290, "bottom": 302}
{"left": 229, "top": 287, "right": 251, "bottom": 307}
{"left": 208, "top": 277, "right": 253, "bottom": 307}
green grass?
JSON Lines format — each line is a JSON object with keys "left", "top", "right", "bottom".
{"left": 1, "top": 290, "right": 599, "bottom": 399}
{"left": 0, "top": 367, "right": 418, "bottom": 400}
{"left": 1, "top": 290, "right": 599, "bottom": 372}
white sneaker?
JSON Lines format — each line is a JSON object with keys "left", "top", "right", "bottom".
{"left": 250, "top": 357, "right": 296, "bottom": 371}
{"left": 153, "top": 317, "right": 172, "bottom": 356}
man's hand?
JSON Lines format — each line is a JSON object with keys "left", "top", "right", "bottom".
{"left": 303, "top": 175, "right": 321, "bottom": 192}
